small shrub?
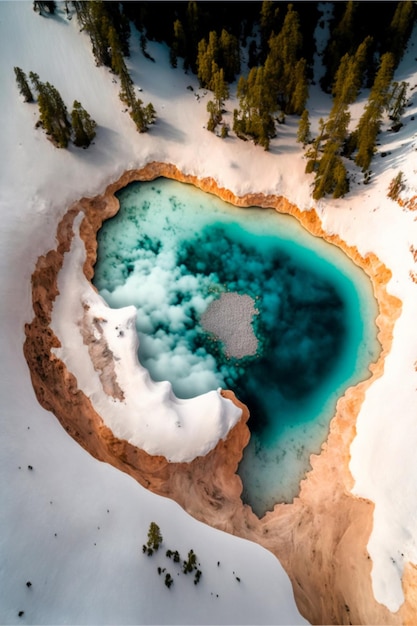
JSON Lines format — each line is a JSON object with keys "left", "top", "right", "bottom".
{"left": 220, "top": 125, "right": 229, "bottom": 139}
{"left": 388, "top": 171, "right": 404, "bottom": 200}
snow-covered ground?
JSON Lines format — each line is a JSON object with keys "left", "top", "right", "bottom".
{"left": 2, "top": 0, "right": 417, "bottom": 622}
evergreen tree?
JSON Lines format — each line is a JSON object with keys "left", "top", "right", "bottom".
{"left": 305, "top": 118, "right": 325, "bottom": 174}
{"left": 206, "top": 100, "right": 220, "bottom": 132}
{"left": 196, "top": 31, "right": 219, "bottom": 89}
{"left": 297, "top": 109, "right": 311, "bottom": 146}
{"left": 146, "top": 522, "right": 163, "bottom": 552}
{"left": 388, "top": 81, "right": 409, "bottom": 126}
{"left": 196, "top": 38, "right": 211, "bottom": 88}
{"left": 289, "top": 58, "right": 308, "bottom": 115}
{"left": 185, "top": 0, "right": 201, "bottom": 71}
{"left": 130, "top": 99, "right": 156, "bottom": 133}
{"left": 75, "top": 1, "right": 112, "bottom": 67}
{"left": 71, "top": 100, "right": 96, "bottom": 147}
{"left": 74, "top": 1, "right": 130, "bottom": 69}
{"left": 183, "top": 549, "right": 197, "bottom": 574}
{"left": 218, "top": 29, "right": 240, "bottom": 83}
{"left": 355, "top": 52, "right": 395, "bottom": 171}
{"left": 119, "top": 67, "right": 135, "bottom": 109}
{"left": 353, "top": 109, "right": 378, "bottom": 172}
{"left": 36, "top": 81, "right": 72, "bottom": 148}
{"left": 105, "top": 1, "right": 130, "bottom": 57}
{"left": 170, "top": 18, "right": 186, "bottom": 68}
{"left": 332, "top": 157, "right": 349, "bottom": 198}
{"left": 197, "top": 28, "right": 239, "bottom": 89}
{"left": 321, "top": 0, "right": 357, "bottom": 92}
{"left": 386, "top": 1, "right": 415, "bottom": 65}
{"left": 312, "top": 140, "right": 346, "bottom": 200}
{"left": 259, "top": 0, "right": 279, "bottom": 62}
{"left": 264, "top": 3, "right": 307, "bottom": 115}
{"left": 14, "top": 67, "right": 33, "bottom": 103}
{"left": 29, "top": 71, "right": 42, "bottom": 93}
{"left": 108, "top": 24, "right": 125, "bottom": 76}
{"left": 233, "top": 66, "right": 276, "bottom": 150}
{"left": 212, "top": 67, "right": 229, "bottom": 115}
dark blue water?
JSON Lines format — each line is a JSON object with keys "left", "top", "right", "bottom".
{"left": 93, "top": 178, "right": 380, "bottom": 516}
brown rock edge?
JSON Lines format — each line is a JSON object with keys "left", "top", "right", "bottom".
{"left": 23, "top": 162, "right": 416, "bottom": 624}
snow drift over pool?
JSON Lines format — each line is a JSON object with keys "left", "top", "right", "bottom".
{"left": 50, "top": 213, "right": 242, "bottom": 463}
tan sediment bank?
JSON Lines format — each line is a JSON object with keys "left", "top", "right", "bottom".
{"left": 24, "top": 161, "right": 416, "bottom": 624}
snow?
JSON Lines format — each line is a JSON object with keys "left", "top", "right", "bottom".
{"left": 2, "top": 0, "right": 417, "bottom": 621}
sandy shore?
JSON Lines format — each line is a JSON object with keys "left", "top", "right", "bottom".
{"left": 24, "top": 162, "right": 417, "bottom": 624}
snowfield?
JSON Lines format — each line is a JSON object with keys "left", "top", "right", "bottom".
{"left": 1, "top": 1, "right": 417, "bottom": 623}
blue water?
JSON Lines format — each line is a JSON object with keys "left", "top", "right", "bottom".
{"left": 93, "top": 178, "right": 380, "bottom": 517}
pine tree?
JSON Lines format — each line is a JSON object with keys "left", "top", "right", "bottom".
{"left": 332, "top": 157, "right": 349, "bottom": 198}
{"left": 74, "top": 1, "right": 130, "bottom": 68}
{"left": 323, "top": 1, "right": 357, "bottom": 88}
{"left": 185, "top": 0, "right": 201, "bottom": 71}
{"left": 370, "top": 52, "right": 395, "bottom": 109}
{"left": 196, "top": 38, "right": 210, "bottom": 88}
{"left": 146, "top": 522, "right": 163, "bottom": 552}
{"left": 355, "top": 52, "right": 395, "bottom": 171}
{"left": 71, "top": 100, "right": 96, "bottom": 147}
{"left": 30, "top": 76, "right": 71, "bottom": 148}
{"left": 259, "top": 0, "right": 279, "bottom": 62}
{"left": 130, "top": 99, "right": 156, "bottom": 133}
{"left": 170, "top": 19, "right": 186, "bottom": 68}
{"left": 118, "top": 66, "right": 135, "bottom": 109}
{"left": 388, "top": 81, "right": 408, "bottom": 126}
{"left": 305, "top": 118, "right": 325, "bottom": 174}
{"left": 264, "top": 3, "right": 306, "bottom": 114}
{"left": 312, "top": 140, "right": 341, "bottom": 200}
{"left": 108, "top": 24, "right": 125, "bottom": 76}
{"left": 233, "top": 65, "right": 277, "bottom": 150}
{"left": 386, "top": 1, "right": 415, "bottom": 65}
{"left": 183, "top": 549, "right": 197, "bottom": 574}
{"left": 212, "top": 67, "right": 229, "bottom": 115}
{"left": 219, "top": 29, "right": 240, "bottom": 83}
{"left": 29, "top": 71, "right": 42, "bottom": 93}
{"left": 354, "top": 109, "right": 379, "bottom": 172}
{"left": 196, "top": 31, "right": 219, "bottom": 89}
{"left": 14, "top": 67, "right": 33, "bottom": 103}
{"left": 297, "top": 109, "right": 311, "bottom": 146}
{"left": 79, "top": 2, "right": 112, "bottom": 67}
{"left": 289, "top": 58, "right": 308, "bottom": 115}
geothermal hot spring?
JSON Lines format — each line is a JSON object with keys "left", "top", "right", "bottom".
{"left": 92, "top": 178, "right": 380, "bottom": 517}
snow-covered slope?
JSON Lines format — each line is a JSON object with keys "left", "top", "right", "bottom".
{"left": 0, "top": 3, "right": 307, "bottom": 624}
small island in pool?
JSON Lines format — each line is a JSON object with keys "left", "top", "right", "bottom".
{"left": 201, "top": 292, "right": 259, "bottom": 359}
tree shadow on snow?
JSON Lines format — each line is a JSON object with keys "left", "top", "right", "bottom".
{"left": 150, "top": 118, "right": 187, "bottom": 144}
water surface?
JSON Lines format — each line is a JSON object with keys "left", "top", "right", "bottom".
{"left": 93, "top": 178, "right": 380, "bottom": 517}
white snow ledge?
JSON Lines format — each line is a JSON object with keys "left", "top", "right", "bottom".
{"left": 50, "top": 213, "right": 242, "bottom": 463}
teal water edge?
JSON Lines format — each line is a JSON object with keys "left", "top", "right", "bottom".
{"left": 92, "top": 178, "right": 380, "bottom": 517}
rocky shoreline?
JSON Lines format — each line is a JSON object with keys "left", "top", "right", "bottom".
{"left": 24, "top": 161, "right": 416, "bottom": 624}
